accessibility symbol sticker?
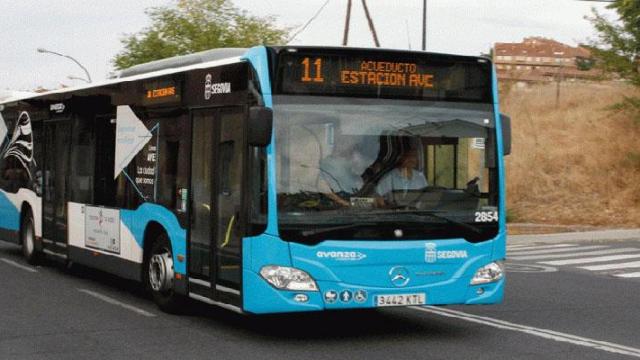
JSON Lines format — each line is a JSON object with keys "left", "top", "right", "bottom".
{"left": 339, "top": 290, "right": 353, "bottom": 303}
{"left": 354, "top": 289, "right": 368, "bottom": 303}
{"left": 324, "top": 290, "right": 338, "bottom": 304}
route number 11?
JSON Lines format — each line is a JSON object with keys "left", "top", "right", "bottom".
{"left": 301, "top": 57, "right": 324, "bottom": 83}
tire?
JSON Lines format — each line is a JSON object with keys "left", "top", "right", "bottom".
{"left": 21, "top": 211, "right": 41, "bottom": 265}
{"left": 145, "top": 234, "right": 184, "bottom": 313}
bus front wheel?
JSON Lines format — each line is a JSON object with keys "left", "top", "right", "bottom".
{"left": 146, "top": 234, "right": 184, "bottom": 313}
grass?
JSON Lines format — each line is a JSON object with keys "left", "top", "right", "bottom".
{"left": 502, "top": 81, "right": 640, "bottom": 227}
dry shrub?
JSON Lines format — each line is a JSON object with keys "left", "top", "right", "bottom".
{"left": 502, "top": 81, "right": 640, "bottom": 227}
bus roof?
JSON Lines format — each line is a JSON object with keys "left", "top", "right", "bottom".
{"left": 269, "top": 45, "right": 491, "bottom": 63}
{"left": 0, "top": 48, "right": 250, "bottom": 106}
{"left": 117, "top": 48, "right": 248, "bottom": 78}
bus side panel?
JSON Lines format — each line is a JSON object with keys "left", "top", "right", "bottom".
{"left": 0, "top": 190, "right": 20, "bottom": 242}
{"left": 66, "top": 202, "right": 186, "bottom": 282}
{"left": 119, "top": 202, "right": 187, "bottom": 275}
{"left": 0, "top": 108, "right": 43, "bottom": 244}
{"left": 243, "top": 234, "right": 324, "bottom": 313}
{"left": 1, "top": 189, "right": 42, "bottom": 236}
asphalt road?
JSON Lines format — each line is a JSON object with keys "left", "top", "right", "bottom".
{"left": 2, "top": 236, "right": 640, "bottom": 360}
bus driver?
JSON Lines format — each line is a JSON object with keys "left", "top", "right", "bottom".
{"left": 375, "top": 147, "right": 428, "bottom": 200}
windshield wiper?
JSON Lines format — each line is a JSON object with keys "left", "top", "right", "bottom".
{"left": 300, "top": 222, "right": 377, "bottom": 237}
{"left": 374, "top": 210, "right": 483, "bottom": 235}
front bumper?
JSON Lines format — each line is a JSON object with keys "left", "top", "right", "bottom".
{"left": 243, "top": 268, "right": 504, "bottom": 314}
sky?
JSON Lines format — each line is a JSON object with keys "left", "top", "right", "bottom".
{"left": 0, "top": 0, "right": 616, "bottom": 91}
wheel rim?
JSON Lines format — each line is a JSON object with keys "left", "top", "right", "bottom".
{"left": 23, "top": 220, "right": 34, "bottom": 256}
{"left": 149, "top": 250, "right": 174, "bottom": 292}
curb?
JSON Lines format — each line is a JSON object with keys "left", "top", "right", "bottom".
{"left": 508, "top": 229, "right": 640, "bottom": 245}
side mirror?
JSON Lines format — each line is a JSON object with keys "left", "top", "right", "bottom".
{"left": 248, "top": 106, "right": 273, "bottom": 147}
{"left": 500, "top": 114, "right": 511, "bottom": 156}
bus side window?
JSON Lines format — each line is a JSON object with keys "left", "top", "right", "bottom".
{"left": 93, "top": 114, "right": 123, "bottom": 208}
{"left": 248, "top": 146, "right": 267, "bottom": 235}
{"left": 219, "top": 140, "right": 234, "bottom": 196}
{"left": 69, "top": 115, "right": 95, "bottom": 204}
{"left": 156, "top": 113, "right": 190, "bottom": 224}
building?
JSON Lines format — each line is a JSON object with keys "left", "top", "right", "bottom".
{"left": 493, "top": 37, "right": 599, "bottom": 82}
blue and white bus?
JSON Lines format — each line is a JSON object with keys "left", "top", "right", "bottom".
{"left": 0, "top": 46, "right": 510, "bottom": 314}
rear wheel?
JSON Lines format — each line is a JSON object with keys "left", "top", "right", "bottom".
{"left": 21, "top": 212, "right": 41, "bottom": 265}
{"left": 146, "top": 234, "right": 184, "bottom": 313}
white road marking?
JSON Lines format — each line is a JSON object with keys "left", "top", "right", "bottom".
{"left": 0, "top": 258, "right": 38, "bottom": 273}
{"left": 615, "top": 272, "right": 640, "bottom": 278}
{"left": 506, "top": 263, "right": 558, "bottom": 273}
{"left": 412, "top": 306, "right": 640, "bottom": 358}
{"left": 539, "top": 254, "right": 640, "bottom": 266}
{"left": 506, "top": 244, "right": 543, "bottom": 250}
{"left": 509, "top": 245, "right": 606, "bottom": 256}
{"left": 77, "top": 289, "right": 156, "bottom": 317}
{"left": 511, "top": 248, "right": 638, "bottom": 261}
{"left": 580, "top": 261, "right": 640, "bottom": 272}
{"left": 507, "top": 244, "right": 575, "bottom": 251}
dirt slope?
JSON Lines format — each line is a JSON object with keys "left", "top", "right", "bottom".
{"left": 502, "top": 82, "right": 640, "bottom": 227}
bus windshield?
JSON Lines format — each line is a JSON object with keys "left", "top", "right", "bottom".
{"left": 273, "top": 96, "right": 499, "bottom": 243}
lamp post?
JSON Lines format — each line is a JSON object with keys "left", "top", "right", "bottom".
{"left": 37, "top": 48, "right": 92, "bottom": 83}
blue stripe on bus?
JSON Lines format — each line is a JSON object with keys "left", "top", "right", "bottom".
{"left": 491, "top": 63, "right": 507, "bottom": 261}
{"left": 120, "top": 202, "right": 187, "bottom": 275}
{"left": 242, "top": 46, "right": 299, "bottom": 312}
{"left": 242, "top": 46, "right": 279, "bottom": 237}
{"left": 0, "top": 190, "right": 20, "bottom": 232}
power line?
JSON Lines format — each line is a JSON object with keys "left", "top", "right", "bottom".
{"left": 361, "top": 0, "right": 380, "bottom": 47}
{"left": 342, "top": 0, "right": 352, "bottom": 46}
{"left": 287, "top": 0, "right": 331, "bottom": 44}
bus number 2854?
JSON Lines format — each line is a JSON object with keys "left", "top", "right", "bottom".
{"left": 475, "top": 211, "right": 498, "bottom": 222}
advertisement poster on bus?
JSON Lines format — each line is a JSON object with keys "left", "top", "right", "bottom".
{"left": 85, "top": 206, "right": 121, "bottom": 254}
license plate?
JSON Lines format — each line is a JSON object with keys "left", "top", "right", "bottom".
{"left": 376, "top": 293, "right": 426, "bottom": 307}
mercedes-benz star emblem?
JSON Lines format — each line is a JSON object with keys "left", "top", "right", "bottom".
{"left": 389, "top": 266, "right": 410, "bottom": 287}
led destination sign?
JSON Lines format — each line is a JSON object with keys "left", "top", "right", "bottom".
{"left": 277, "top": 49, "right": 492, "bottom": 103}
{"left": 142, "top": 79, "right": 181, "bottom": 106}
{"left": 146, "top": 86, "right": 176, "bottom": 99}
{"left": 339, "top": 60, "right": 434, "bottom": 88}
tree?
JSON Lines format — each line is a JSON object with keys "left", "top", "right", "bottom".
{"left": 113, "top": 0, "right": 291, "bottom": 70}
{"left": 588, "top": 0, "right": 640, "bottom": 86}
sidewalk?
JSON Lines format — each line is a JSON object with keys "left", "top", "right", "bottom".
{"left": 508, "top": 228, "right": 640, "bottom": 245}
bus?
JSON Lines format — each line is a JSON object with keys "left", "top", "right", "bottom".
{"left": 0, "top": 46, "right": 510, "bottom": 314}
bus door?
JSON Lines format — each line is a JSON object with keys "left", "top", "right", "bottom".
{"left": 42, "top": 118, "right": 71, "bottom": 253}
{"left": 188, "top": 107, "right": 244, "bottom": 305}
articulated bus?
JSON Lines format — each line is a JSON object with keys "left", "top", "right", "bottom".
{"left": 0, "top": 46, "right": 510, "bottom": 314}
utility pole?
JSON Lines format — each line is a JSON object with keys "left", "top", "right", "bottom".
{"left": 361, "top": 0, "right": 380, "bottom": 47}
{"left": 422, "top": 0, "right": 427, "bottom": 51}
{"left": 343, "top": 0, "right": 352, "bottom": 46}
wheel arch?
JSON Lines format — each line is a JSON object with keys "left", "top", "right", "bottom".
{"left": 143, "top": 221, "right": 169, "bottom": 262}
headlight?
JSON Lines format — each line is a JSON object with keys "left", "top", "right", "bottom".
{"left": 470, "top": 261, "right": 504, "bottom": 285}
{"left": 259, "top": 266, "right": 319, "bottom": 291}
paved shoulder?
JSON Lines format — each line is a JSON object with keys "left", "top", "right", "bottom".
{"left": 509, "top": 229, "right": 640, "bottom": 244}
